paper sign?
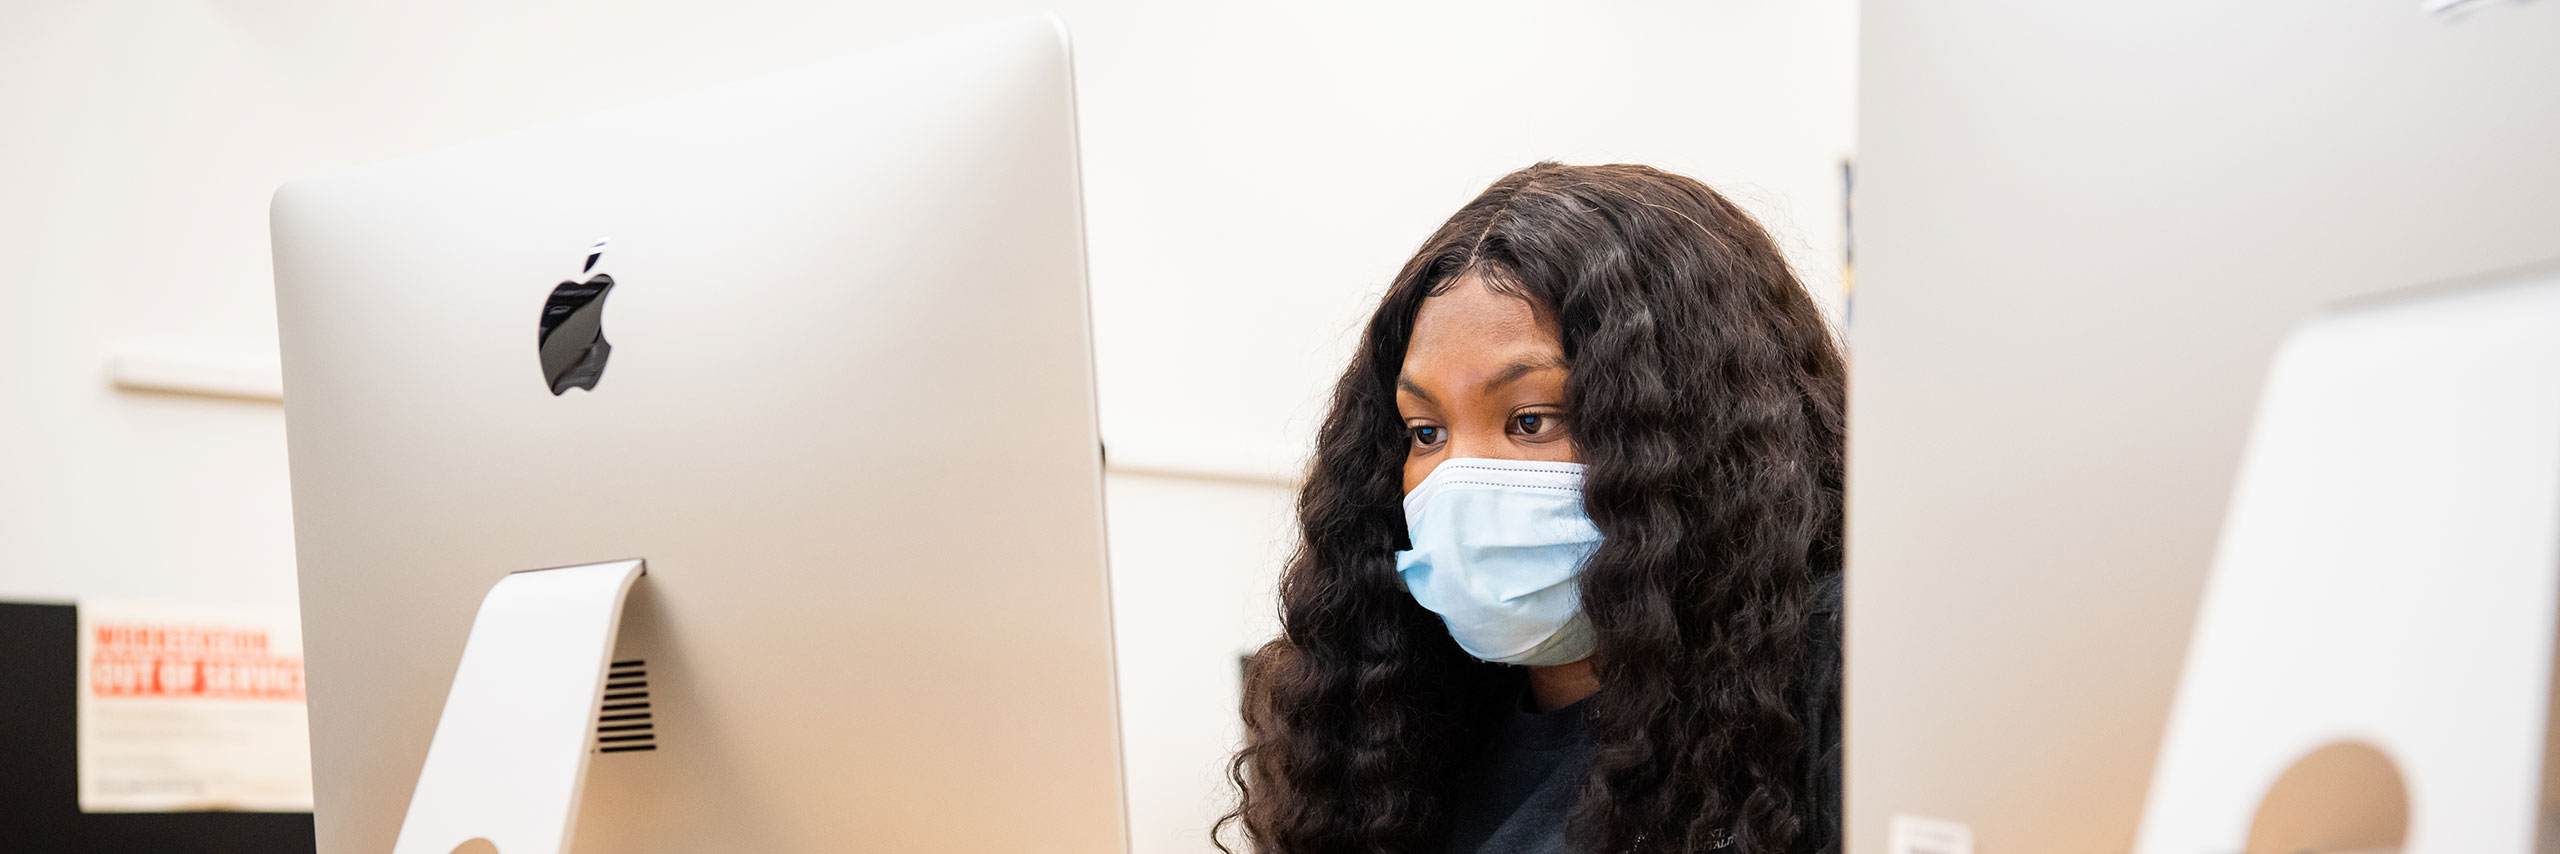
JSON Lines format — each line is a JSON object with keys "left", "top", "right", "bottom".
{"left": 1889, "top": 814, "right": 1975, "bottom": 854}
{"left": 76, "top": 600, "right": 315, "bottom": 812}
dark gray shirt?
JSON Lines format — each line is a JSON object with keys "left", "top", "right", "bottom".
{"left": 1434, "top": 579, "right": 1844, "bottom": 854}
{"left": 1435, "top": 691, "right": 1597, "bottom": 854}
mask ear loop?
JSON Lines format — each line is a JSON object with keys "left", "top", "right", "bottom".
{"left": 1386, "top": 485, "right": 1414, "bottom": 553}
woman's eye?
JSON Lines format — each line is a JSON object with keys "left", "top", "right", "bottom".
{"left": 1511, "top": 413, "right": 1564, "bottom": 437}
{"left": 1409, "top": 425, "right": 1444, "bottom": 447}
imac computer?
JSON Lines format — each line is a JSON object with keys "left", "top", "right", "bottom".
{"left": 269, "top": 16, "right": 1123, "bottom": 854}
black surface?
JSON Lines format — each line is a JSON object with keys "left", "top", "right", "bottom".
{"left": 0, "top": 601, "right": 317, "bottom": 854}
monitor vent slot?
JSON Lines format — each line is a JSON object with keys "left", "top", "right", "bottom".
{"left": 595, "top": 659, "right": 655, "bottom": 753}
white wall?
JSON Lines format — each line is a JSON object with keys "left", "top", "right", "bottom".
{"left": 0, "top": 2, "right": 1855, "bottom": 851}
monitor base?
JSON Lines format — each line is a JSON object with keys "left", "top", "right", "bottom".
{"left": 389, "top": 559, "right": 647, "bottom": 854}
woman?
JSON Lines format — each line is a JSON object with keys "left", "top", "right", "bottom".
{"left": 1221, "top": 163, "right": 1846, "bottom": 854}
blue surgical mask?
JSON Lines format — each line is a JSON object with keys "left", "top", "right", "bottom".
{"left": 1394, "top": 458, "right": 1603, "bottom": 666}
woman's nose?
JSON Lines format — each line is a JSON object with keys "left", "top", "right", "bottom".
{"left": 1446, "top": 429, "right": 1518, "bottom": 462}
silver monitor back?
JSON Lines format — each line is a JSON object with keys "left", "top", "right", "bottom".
{"left": 270, "top": 16, "right": 1123, "bottom": 853}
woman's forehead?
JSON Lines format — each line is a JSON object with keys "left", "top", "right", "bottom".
{"left": 1406, "top": 276, "right": 1562, "bottom": 358}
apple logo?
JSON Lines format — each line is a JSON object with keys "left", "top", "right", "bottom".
{"left": 538, "top": 239, "right": 615, "bottom": 395}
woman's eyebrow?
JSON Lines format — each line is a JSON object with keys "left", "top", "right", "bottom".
{"left": 1481, "top": 358, "right": 1564, "bottom": 394}
{"left": 1396, "top": 374, "right": 1438, "bottom": 405}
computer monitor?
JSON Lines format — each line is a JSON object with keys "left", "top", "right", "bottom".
{"left": 270, "top": 15, "right": 1123, "bottom": 853}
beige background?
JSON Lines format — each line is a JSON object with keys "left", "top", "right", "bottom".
{"left": 1849, "top": 0, "right": 2560, "bottom": 851}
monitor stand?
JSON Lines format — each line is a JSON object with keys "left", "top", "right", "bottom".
{"left": 389, "top": 559, "right": 648, "bottom": 854}
{"left": 2133, "top": 266, "right": 2560, "bottom": 853}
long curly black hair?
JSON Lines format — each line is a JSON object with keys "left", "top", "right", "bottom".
{"left": 1219, "top": 162, "right": 1847, "bottom": 854}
